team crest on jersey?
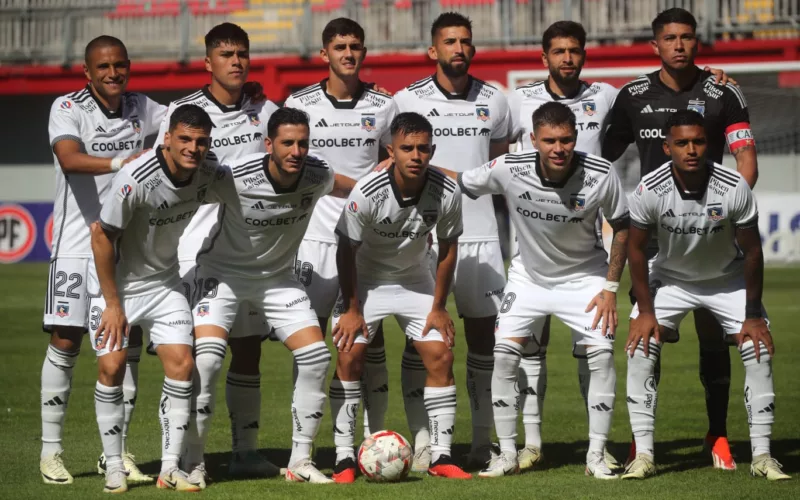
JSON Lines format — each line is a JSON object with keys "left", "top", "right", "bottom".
{"left": 687, "top": 100, "right": 706, "bottom": 115}
{"left": 55, "top": 303, "right": 70, "bottom": 318}
{"left": 248, "top": 113, "right": 261, "bottom": 126}
{"left": 349, "top": 201, "right": 358, "bottom": 213}
{"left": 300, "top": 193, "right": 314, "bottom": 210}
{"left": 707, "top": 206, "right": 725, "bottom": 221}
{"left": 196, "top": 303, "right": 210, "bottom": 317}
{"left": 570, "top": 194, "right": 586, "bottom": 211}
{"left": 131, "top": 119, "right": 142, "bottom": 134}
{"left": 422, "top": 209, "right": 438, "bottom": 227}
{"left": 476, "top": 105, "right": 490, "bottom": 121}
{"left": 582, "top": 100, "right": 596, "bottom": 116}
{"left": 361, "top": 114, "right": 376, "bottom": 131}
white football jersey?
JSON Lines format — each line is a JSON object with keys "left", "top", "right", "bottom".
{"left": 157, "top": 86, "right": 280, "bottom": 261}
{"left": 393, "top": 76, "right": 510, "bottom": 243}
{"left": 336, "top": 167, "right": 463, "bottom": 284}
{"left": 98, "top": 147, "right": 219, "bottom": 296}
{"left": 458, "top": 151, "right": 629, "bottom": 285}
{"left": 48, "top": 86, "right": 166, "bottom": 259}
{"left": 509, "top": 80, "right": 618, "bottom": 155}
{"left": 629, "top": 161, "right": 757, "bottom": 283}
{"left": 284, "top": 80, "right": 398, "bottom": 243}
{"left": 199, "top": 153, "right": 335, "bottom": 279}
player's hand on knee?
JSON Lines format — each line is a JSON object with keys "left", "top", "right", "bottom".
{"left": 626, "top": 312, "right": 658, "bottom": 358}
{"left": 739, "top": 318, "right": 774, "bottom": 360}
{"left": 332, "top": 311, "right": 367, "bottom": 353}
{"left": 704, "top": 66, "right": 738, "bottom": 87}
{"left": 586, "top": 290, "right": 618, "bottom": 337}
{"left": 97, "top": 303, "right": 129, "bottom": 352}
{"left": 423, "top": 308, "right": 455, "bottom": 348}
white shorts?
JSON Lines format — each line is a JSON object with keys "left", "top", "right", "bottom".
{"left": 180, "top": 261, "right": 268, "bottom": 339}
{"left": 430, "top": 240, "right": 506, "bottom": 318}
{"left": 331, "top": 279, "right": 445, "bottom": 346}
{"left": 630, "top": 274, "right": 768, "bottom": 336}
{"left": 43, "top": 257, "right": 90, "bottom": 331}
{"left": 89, "top": 285, "right": 194, "bottom": 357}
{"left": 495, "top": 265, "right": 615, "bottom": 349}
{"left": 295, "top": 239, "right": 339, "bottom": 319}
{"left": 192, "top": 268, "right": 318, "bottom": 342}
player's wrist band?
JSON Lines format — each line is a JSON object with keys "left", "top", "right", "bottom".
{"left": 603, "top": 281, "right": 620, "bottom": 293}
{"left": 745, "top": 301, "right": 763, "bottom": 319}
{"left": 110, "top": 157, "right": 124, "bottom": 172}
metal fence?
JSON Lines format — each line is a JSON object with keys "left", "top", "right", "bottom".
{"left": 1, "top": 0, "right": 798, "bottom": 64}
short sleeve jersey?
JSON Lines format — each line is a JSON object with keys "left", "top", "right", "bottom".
{"left": 48, "top": 86, "right": 166, "bottom": 259}
{"left": 99, "top": 147, "right": 219, "bottom": 296}
{"left": 629, "top": 161, "right": 758, "bottom": 283}
{"left": 393, "top": 75, "right": 509, "bottom": 242}
{"left": 509, "top": 80, "right": 619, "bottom": 155}
{"left": 603, "top": 69, "right": 753, "bottom": 176}
{"left": 336, "top": 167, "right": 463, "bottom": 284}
{"left": 157, "top": 86, "right": 279, "bottom": 261}
{"left": 458, "top": 151, "right": 629, "bottom": 285}
{"left": 198, "top": 153, "right": 335, "bottom": 279}
{"left": 284, "top": 80, "right": 398, "bottom": 243}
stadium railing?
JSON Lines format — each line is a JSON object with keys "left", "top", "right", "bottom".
{"left": 0, "top": 0, "right": 798, "bottom": 64}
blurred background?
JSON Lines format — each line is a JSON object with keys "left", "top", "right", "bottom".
{"left": 0, "top": 0, "right": 798, "bottom": 263}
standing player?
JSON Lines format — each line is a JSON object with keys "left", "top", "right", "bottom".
{"left": 624, "top": 110, "right": 788, "bottom": 481}
{"left": 41, "top": 35, "right": 165, "bottom": 484}
{"left": 192, "top": 108, "right": 355, "bottom": 484}
{"left": 285, "top": 18, "right": 397, "bottom": 447}
{"left": 332, "top": 112, "right": 471, "bottom": 480}
{"left": 603, "top": 8, "right": 759, "bottom": 470}
{"left": 393, "top": 12, "right": 510, "bottom": 469}
{"left": 89, "top": 104, "right": 219, "bottom": 493}
{"left": 156, "top": 23, "right": 280, "bottom": 483}
{"left": 455, "top": 102, "right": 629, "bottom": 479}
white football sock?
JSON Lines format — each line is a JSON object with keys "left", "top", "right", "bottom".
{"left": 160, "top": 377, "right": 193, "bottom": 472}
{"left": 41, "top": 344, "right": 78, "bottom": 458}
{"left": 520, "top": 345, "right": 547, "bottom": 449}
{"left": 466, "top": 352, "right": 494, "bottom": 450}
{"left": 362, "top": 346, "right": 388, "bottom": 437}
{"left": 289, "top": 342, "right": 330, "bottom": 467}
{"left": 586, "top": 346, "right": 616, "bottom": 453}
{"left": 424, "top": 385, "right": 457, "bottom": 463}
{"left": 185, "top": 337, "right": 226, "bottom": 466}
{"left": 739, "top": 340, "right": 774, "bottom": 457}
{"left": 330, "top": 379, "right": 360, "bottom": 462}
{"left": 95, "top": 382, "right": 124, "bottom": 472}
{"left": 401, "top": 349, "right": 430, "bottom": 449}
{"left": 227, "top": 372, "right": 261, "bottom": 455}
{"left": 626, "top": 338, "right": 660, "bottom": 458}
{"left": 492, "top": 339, "right": 523, "bottom": 455}
{"left": 577, "top": 356, "right": 590, "bottom": 408}
{"left": 121, "top": 345, "right": 141, "bottom": 454}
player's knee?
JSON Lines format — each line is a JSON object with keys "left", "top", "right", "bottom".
{"left": 162, "top": 349, "right": 195, "bottom": 381}
{"left": 336, "top": 350, "right": 365, "bottom": 380}
{"left": 426, "top": 346, "right": 454, "bottom": 377}
{"left": 98, "top": 356, "right": 126, "bottom": 386}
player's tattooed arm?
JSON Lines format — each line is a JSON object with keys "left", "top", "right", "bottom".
{"left": 90, "top": 221, "right": 129, "bottom": 351}
{"left": 331, "top": 174, "right": 357, "bottom": 198}
{"left": 732, "top": 144, "right": 758, "bottom": 188}
{"left": 736, "top": 224, "right": 773, "bottom": 360}
{"left": 424, "top": 237, "right": 458, "bottom": 346}
{"left": 54, "top": 139, "right": 149, "bottom": 175}
{"left": 332, "top": 237, "right": 367, "bottom": 352}
{"left": 587, "top": 219, "right": 629, "bottom": 336}
{"left": 625, "top": 223, "right": 659, "bottom": 357}
{"left": 606, "top": 219, "right": 630, "bottom": 283}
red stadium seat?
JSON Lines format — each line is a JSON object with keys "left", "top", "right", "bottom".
{"left": 440, "top": 0, "right": 495, "bottom": 6}
{"left": 107, "top": 0, "right": 246, "bottom": 18}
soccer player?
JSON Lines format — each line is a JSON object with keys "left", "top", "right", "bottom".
{"left": 191, "top": 107, "right": 355, "bottom": 484}
{"left": 602, "top": 8, "right": 758, "bottom": 470}
{"left": 453, "top": 102, "right": 629, "bottom": 479}
{"left": 155, "top": 23, "right": 279, "bottom": 483}
{"left": 393, "top": 12, "right": 510, "bottom": 469}
{"left": 624, "top": 110, "right": 788, "bottom": 481}
{"left": 89, "top": 104, "right": 219, "bottom": 493}
{"left": 41, "top": 35, "right": 165, "bottom": 485}
{"left": 285, "top": 18, "right": 397, "bottom": 449}
{"left": 331, "top": 112, "right": 471, "bottom": 480}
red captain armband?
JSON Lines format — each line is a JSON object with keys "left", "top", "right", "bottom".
{"left": 725, "top": 122, "right": 755, "bottom": 151}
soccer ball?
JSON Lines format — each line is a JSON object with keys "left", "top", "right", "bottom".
{"left": 357, "top": 430, "right": 413, "bottom": 482}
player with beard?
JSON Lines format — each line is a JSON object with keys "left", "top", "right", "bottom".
{"left": 603, "top": 8, "right": 758, "bottom": 472}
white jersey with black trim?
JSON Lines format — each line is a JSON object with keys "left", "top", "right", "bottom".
{"left": 157, "top": 86, "right": 280, "bottom": 261}
{"left": 284, "top": 80, "right": 398, "bottom": 243}
{"left": 336, "top": 167, "right": 463, "bottom": 284}
{"left": 508, "top": 80, "right": 618, "bottom": 155}
{"left": 198, "top": 153, "right": 335, "bottom": 279}
{"left": 629, "top": 161, "right": 758, "bottom": 283}
{"left": 458, "top": 151, "right": 629, "bottom": 285}
{"left": 98, "top": 147, "right": 219, "bottom": 296}
{"left": 48, "top": 86, "right": 166, "bottom": 259}
{"left": 393, "top": 75, "right": 509, "bottom": 242}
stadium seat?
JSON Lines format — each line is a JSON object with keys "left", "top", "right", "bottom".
{"left": 107, "top": 0, "right": 246, "bottom": 18}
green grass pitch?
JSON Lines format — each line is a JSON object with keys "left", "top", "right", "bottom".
{"left": 1, "top": 264, "right": 797, "bottom": 499}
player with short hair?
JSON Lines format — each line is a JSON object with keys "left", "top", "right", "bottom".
{"left": 285, "top": 18, "right": 397, "bottom": 457}
{"left": 624, "top": 110, "right": 788, "bottom": 481}
{"left": 455, "top": 102, "right": 629, "bottom": 479}
{"left": 155, "top": 22, "right": 280, "bottom": 485}
{"left": 89, "top": 104, "right": 219, "bottom": 493}
{"left": 331, "top": 111, "right": 470, "bottom": 480}
{"left": 41, "top": 35, "right": 165, "bottom": 485}
{"left": 603, "top": 8, "right": 759, "bottom": 470}
{"left": 393, "top": 11, "right": 511, "bottom": 470}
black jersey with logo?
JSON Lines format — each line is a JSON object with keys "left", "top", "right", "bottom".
{"left": 603, "top": 69, "right": 751, "bottom": 177}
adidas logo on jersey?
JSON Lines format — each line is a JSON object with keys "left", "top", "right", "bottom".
{"left": 252, "top": 201, "right": 266, "bottom": 210}
{"left": 519, "top": 192, "right": 532, "bottom": 200}
{"left": 379, "top": 216, "right": 392, "bottom": 224}
{"left": 662, "top": 209, "right": 676, "bottom": 218}
{"left": 428, "top": 109, "right": 441, "bottom": 117}
{"left": 157, "top": 201, "right": 170, "bottom": 211}
{"left": 641, "top": 105, "right": 654, "bottom": 113}
{"left": 315, "top": 119, "right": 329, "bottom": 128}
{"left": 95, "top": 125, "right": 106, "bottom": 133}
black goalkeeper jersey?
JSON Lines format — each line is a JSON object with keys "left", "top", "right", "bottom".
{"left": 603, "top": 68, "right": 752, "bottom": 177}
